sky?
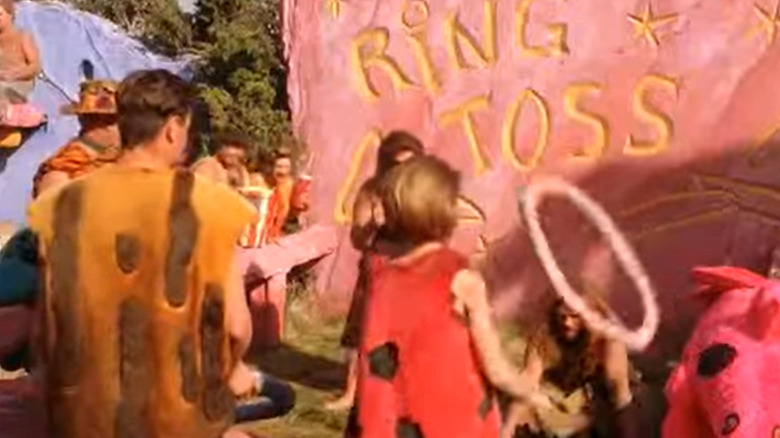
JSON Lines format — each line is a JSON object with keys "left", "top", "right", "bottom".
{"left": 178, "top": 0, "right": 196, "bottom": 13}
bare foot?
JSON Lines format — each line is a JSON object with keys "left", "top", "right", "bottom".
{"left": 324, "top": 394, "right": 354, "bottom": 411}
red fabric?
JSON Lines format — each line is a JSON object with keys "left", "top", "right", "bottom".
{"left": 356, "top": 248, "right": 500, "bottom": 438}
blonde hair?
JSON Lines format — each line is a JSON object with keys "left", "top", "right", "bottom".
{"left": 379, "top": 155, "right": 460, "bottom": 245}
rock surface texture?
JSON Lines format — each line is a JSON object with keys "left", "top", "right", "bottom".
{"left": 285, "top": 0, "right": 780, "bottom": 364}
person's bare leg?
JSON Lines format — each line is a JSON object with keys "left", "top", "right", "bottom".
{"left": 325, "top": 350, "right": 358, "bottom": 411}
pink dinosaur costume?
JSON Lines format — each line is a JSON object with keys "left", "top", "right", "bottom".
{"left": 663, "top": 266, "right": 780, "bottom": 437}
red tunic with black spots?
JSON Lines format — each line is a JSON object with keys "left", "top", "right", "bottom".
{"left": 352, "top": 248, "right": 501, "bottom": 438}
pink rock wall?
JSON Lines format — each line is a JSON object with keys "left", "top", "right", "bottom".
{"left": 284, "top": 0, "right": 780, "bottom": 362}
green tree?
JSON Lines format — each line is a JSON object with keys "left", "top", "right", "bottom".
{"left": 192, "top": 0, "right": 291, "bottom": 160}
{"left": 65, "top": 0, "right": 294, "bottom": 163}
{"left": 68, "top": 0, "right": 191, "bottom": 56}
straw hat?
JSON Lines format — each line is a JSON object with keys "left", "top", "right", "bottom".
{"left": 60, "top": 80, "right": 118, "bottom": 115}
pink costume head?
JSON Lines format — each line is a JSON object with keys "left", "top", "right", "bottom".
{"left": 663, "top": 266, "right": 780, "bottom": 437}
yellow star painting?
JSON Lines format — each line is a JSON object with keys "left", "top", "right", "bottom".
{"left": 628, "top": 4, "right": 679, "bottom": 48}
{"left": 751, "top": 1, "right": 780, "bottom": 46}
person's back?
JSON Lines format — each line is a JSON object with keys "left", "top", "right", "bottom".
{"left": 29, "top": 167, "right": 253, "bottom": 438}
{"left": 28, "top": 69, "right": 256, "bottom": 438}
{"left": 359, "top": 246, "right": 500, "bottom": 437}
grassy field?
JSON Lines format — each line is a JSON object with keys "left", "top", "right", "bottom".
{"left": 243, "top": 298, "right": 351, "bottom": 438}
{"left": 241, "top": 297, "right": 531, "bottom": 438}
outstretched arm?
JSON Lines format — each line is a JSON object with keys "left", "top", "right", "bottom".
{"left": 604, "top": 339, "right": 632, "bottom": 409}
{"left": 226, "top": 253, "right": 252, "bottom": 361}
{"left": 501, "top": 345, "right": 545, "bottom": 437}
{"left": 451, "top": 269, "right": 550, "bottom": 407}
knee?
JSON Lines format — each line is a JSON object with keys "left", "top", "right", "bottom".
{"left": 276, "top": 381, "right": 296, "bottom": 415}
{"left": 263, "top": 376, "right": 296, "bottom": 416}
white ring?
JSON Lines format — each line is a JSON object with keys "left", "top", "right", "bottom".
{"left": 521, "top": 176, "right": 660, "bottom": 351}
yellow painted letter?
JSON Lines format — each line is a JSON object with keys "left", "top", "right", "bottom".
{"left": 564, "top": 82, "right": 609, "bottom": 160}
{"left": 624, "top": 74, "right": 677, "bottom": 157}
{"left": 502, "top": 89, "right": 551, "bottom": 171}
{"left": 351, "top": 28, "right": 415, "bottom": 101}
{"left": 517, "top": 0, "right": 569, "bottom": 58}
{"left": 445, "top": 0, "right": 498, "bottom": 69}
{"left": 439, "top": 95, "right": 492, "bottom": 176}
{"left": 402, "top": 0, "right": 440, "bottom": 93}
{"left": 334, "top": 129, "right": 383, "bottom": 224}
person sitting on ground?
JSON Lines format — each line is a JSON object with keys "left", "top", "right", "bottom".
{"left": 0, "top": 0, "right": 40, "bottom": 106}
{"left": 326, "top": 130, "right": 424, "bottom": 411}
{"left": 27, "top": 69, "right": 266, "bottom": 438}
{"left": 502, "top": 296, "right": 636, "bottom": 438}
{"left": 32, "top": 80, "right": 120, "bottom": 197}
{"left": 192, "top": 129, "right": 251, "bottom": 189}
{"left": 346, "top": 155, "right": 550, "bottom": 437}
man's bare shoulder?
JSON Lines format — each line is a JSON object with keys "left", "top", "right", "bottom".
{"left": 192, "top": 173, "right": 256, "bottom": 221}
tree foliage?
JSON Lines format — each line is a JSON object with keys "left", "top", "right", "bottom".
{"left": 69, "top": 0, "right": 191, "bottom": 56}
{"left": 64, "top": 0, "right": 292, "bottom": 162}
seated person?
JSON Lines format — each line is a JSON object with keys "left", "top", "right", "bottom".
{"left": 33, "top": 79, "right": 120, "bottom": 197}
{"left": 230, "top": 361, "right": 296, "bottom": 424}
{"left": 502, "top": 296, "right": 635, "bottom": 438}
{"left": 192, "top": 130, "right": 251, "bottom": 189}
{"left": 0, "top": 0, "right": 40, "bottom": 107}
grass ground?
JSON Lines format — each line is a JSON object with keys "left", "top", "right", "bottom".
{"left": 243, "top": 298, "right": 351, "bottom": 438}
{"left": 241, "top": 296, "right": 531, "bottom": 438}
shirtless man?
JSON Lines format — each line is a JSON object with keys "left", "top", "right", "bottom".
{"left": 192, "top": 130, "right": 251, "bottom": 188}
{"left": 0, "top": 0, "right": 40, "bottom": 103}
{"left": 32, "top": 80, "right": 120, "bottom": 197}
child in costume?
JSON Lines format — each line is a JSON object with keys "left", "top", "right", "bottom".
{"left": 327, "top": 130, "right": 424, "bottom": 411}
{"left": 347, "top": 156, "right": 549, "bottom": 438}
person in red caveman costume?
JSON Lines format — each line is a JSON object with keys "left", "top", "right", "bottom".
{"left": 327, "top": 130, "right": 424, "bottom": 411}
{"left": 662, "top": 265, "right": 780, "bottom": 437}
{"left": 345, "top": 156, "right": 549, "bottom": 438}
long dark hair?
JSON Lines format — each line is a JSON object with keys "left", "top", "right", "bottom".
{"left": 529, "top": 296, "right": 610, "bottom": 392}
{"left": 374, "top": 130, "right": 424, "bottom": 177}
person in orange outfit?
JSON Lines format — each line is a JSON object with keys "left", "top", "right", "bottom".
{"left": 32, "top": 80, "right": 120, "bottom": 197}
{"left": 28, "top": 69, "right": 259, "bottom": 438}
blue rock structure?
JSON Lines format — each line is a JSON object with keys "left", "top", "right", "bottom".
{"left": 0, "top": 1, "right": 188, "bottom": 224}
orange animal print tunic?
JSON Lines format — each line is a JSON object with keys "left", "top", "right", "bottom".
{"left": 31, "top": 138, "right": 119, "bottom": 198}
{"left": 28, "top": 168, "right": 255, "bottom": 438}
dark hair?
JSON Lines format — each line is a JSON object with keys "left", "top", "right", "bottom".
{"left": 379, "top": 155, "right": 460, "bottom": 246}
{"left": 274, "top": 147, "right": 292, "bottom": 161}
{"left": 528, "top": 296, "right": 610, "bottom": 392}
{"left": 375, "top": 130, "right": 425, "bottom": 177}
{"left": 117, "top": 69, "right": 196, "bottom": 150}
{"left": 213, "top": 130, "right": 253, "bottom": 153}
